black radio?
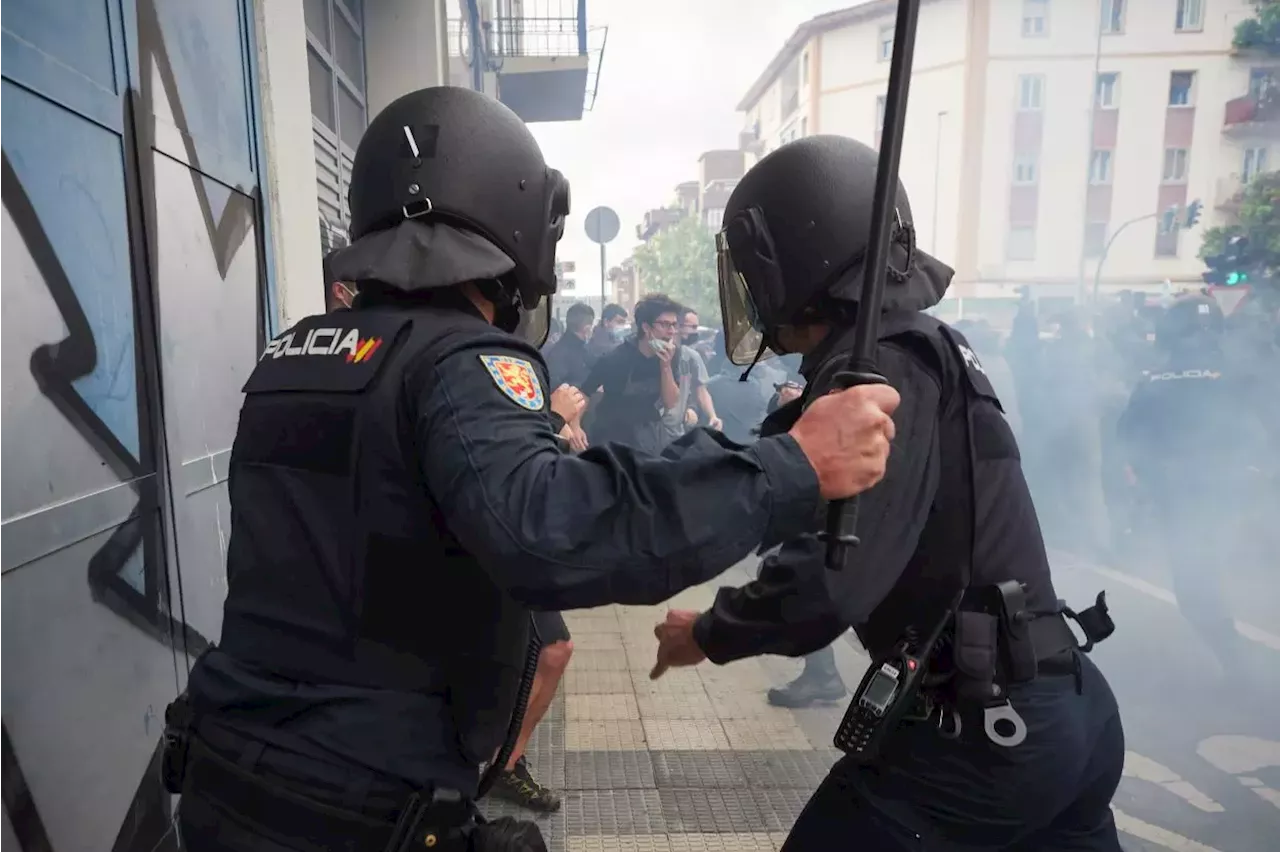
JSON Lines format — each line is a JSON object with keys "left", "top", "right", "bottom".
{"left": 834, "top": 592, "right": 961, "bottom": 763}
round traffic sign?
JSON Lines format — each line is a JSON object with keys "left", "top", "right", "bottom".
{"left": 584, "top": 206, "right": 620, "bottom": 244}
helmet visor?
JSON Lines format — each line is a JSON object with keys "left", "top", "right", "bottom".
{"left": 716, "top": 228, "right": 776, "bottom": 366}
{"left": 516, "top": 294, "right": 552, "bottom": 348}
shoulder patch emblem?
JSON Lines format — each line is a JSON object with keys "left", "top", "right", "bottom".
{"left": 479, "top": 354, "right": 545, "bottom": 411}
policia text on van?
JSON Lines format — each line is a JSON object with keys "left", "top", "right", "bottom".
{"left": 161, "top": 86, "right": 900, "bottom": 852}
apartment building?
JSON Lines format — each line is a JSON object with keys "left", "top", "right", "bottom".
{"left": 737, "top": 0, "right": 1274, "bottom": 299}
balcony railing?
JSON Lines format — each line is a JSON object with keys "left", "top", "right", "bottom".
{"left": 448, "top": 1, "right": 588, "bottom": 61}
{"left": 1223, "top": 91, "right": 1280, "bottom": 129}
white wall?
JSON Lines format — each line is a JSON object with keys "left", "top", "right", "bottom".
{"left": 365, "top": 0, "right": 450, "bottom": 116}
{"left": 254, "top": 0, "right": 325, "bottom": 328}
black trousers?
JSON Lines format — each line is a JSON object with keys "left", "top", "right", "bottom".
{"left": 781, "top": 655, "right": 1125, "bottom": 851}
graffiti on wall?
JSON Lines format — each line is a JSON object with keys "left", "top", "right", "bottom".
{"left": 1, "top": 0, "right": 262, "bottom": 849}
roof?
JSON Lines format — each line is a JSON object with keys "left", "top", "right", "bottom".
{"left": 736, "top": 0, "right": 897, "bottom": 113}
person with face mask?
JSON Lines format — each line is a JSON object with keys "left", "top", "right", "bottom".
{"left": 586, "top": 303, "right": 629, "bottom": 363}
{"left": 165, "top": 88, "right": 901, "bottom": 852}
{"left": 650, "top": 135, "right": 1123, "bottom": 851}
{"left": 673, "top": 309, "right": 722, "bottom": 434}
{"left": 581, "top": 294, "right": 685, "bottom": 452}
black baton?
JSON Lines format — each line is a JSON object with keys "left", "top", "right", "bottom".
{"left": 819, "top": 0, "right": 922, "bottom": 572}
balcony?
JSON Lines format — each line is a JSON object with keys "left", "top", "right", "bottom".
{"left": 448, "top": 1, "right": 607, "bottom": 123}
{"left": 637, "top": 207, "right": 684, "bottom": 242}
{"left": 1222, "top": 90, "right": 1280, "bottom": 135}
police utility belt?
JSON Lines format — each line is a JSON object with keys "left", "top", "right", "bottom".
{"left": 834, "top": 582, "right": 1115, "bottom": 764}
{"left": 831, "top": 314, "right": 1115, "bottom": 764}
{"left": 161, "top": 701, "right": 547, "bottom": 852}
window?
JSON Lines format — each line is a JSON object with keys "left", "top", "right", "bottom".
{"left": 1101, "top": 0, "right": 1125, "bottom": 34}
{"left": 876, "top": 95, "right": 887, "bottom": 136}
{"left": 1022, "top": 0, "right": 1049, "bottom": 37}
{"left": 1089, "top": 150, "right": 1113, "bottom": 184}
{"left": 1248, "top": 68, "right": 1276, "bottom": 100}
{"left": 1084, "top": 222, "right": 1108, "bottom": 257}
{"left": 1169, "top": 71, "right": 1196, "bottom": 107}
{"left": 305, "top": 0, "right": 367, "bottom": 148}
{"left": 800, "top": 116, "right": 808, "bottom": 136}
{"left": 1154, "top": 228, "right": 1179, "bottom": 257}
{"left": 1018, "top": 74, "right": 1045, "bottom": 110}
{"left": 1175, "top": 0, "right": 1204, "bottom": 32}
{"left": 1095, "top": 72, "right": 1119, "bottom": 108}
{"left": 878, "top": 25, "right": 894, "bottom": 61}
{"left": 1013, "top": 155, "right": 1039, "bottom": 185}
{"left": 1162, "top": 148, "right": 1189, "bottom": 182}
{"left": 802, "top": 50, "right": 809, "bottom": 86}
{"left": 1007, "top": 227, "right": 1037, "bottom": 261}
{"left": 1243, "top": 147, "right": 1270, "bottom": 181}
{"left": 781, "top": 56, "right": 801, "bottom": 117}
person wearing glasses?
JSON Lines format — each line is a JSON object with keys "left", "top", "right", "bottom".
{"left": 580, "top": 293, "right": 688, "bottom": 453}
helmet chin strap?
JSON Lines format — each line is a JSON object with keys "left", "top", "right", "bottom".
{"left": 476, "top": 279, "right": 522, "bottom": 333}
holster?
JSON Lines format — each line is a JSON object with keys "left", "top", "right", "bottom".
{"left": 160, "top": 693, "right": 195, "bottom": 794}
{"left": 948, "top": 582, "right": 1111, "bottom": 706}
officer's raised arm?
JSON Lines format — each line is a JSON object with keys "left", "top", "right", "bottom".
{"left": 684, "top": 342, "right": 943, "bottom": 666}
{"left": 412, "top": 326, "right": 899, "bottom": 611}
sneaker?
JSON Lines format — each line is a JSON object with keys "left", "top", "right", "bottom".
{"left": 767, "top": 673, "right": 847, "bottom": 708}
{"left": 486, "top": 757, "right": 562, "bottom": 812}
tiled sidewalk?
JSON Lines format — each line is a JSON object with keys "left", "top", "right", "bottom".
{"left": 478, "top": 563, "right": 874, "bottom": 852}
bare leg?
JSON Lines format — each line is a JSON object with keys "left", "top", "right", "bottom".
{"left": 487, "top": 640, "right": 573, "bottom": 812}
{"left": 507, "top": 640, "right": 573, "bottom": 768}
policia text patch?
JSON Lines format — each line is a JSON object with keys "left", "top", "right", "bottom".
{"left": 243, "top": 312, "right": 411, "bottom": 394}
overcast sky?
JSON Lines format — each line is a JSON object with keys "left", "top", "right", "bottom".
{"left": 511, "top": 0, "right": 851, "bottom": 296}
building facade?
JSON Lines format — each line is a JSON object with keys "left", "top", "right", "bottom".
{"left": 623, "top": 146, "right": 752, "bottom": 305}
{"left": 0, "top": 2, "right": 594, "bottom": 850}
{"left": 737, "top": 0, "right": 1274, "bottom": 301}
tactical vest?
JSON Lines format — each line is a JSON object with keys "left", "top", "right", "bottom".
{"left": 768, "top": 312, "right": 1060, "bottom": 662}
{"left": 220, "top": 306, "right": 533, "bottom": 765}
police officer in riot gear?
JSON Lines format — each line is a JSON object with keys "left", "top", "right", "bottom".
{"left": 167, "top": 89, "right": 900, "bottom": 852}
{"left": 652, "top": 135, "right": 1126, "bottom": 851}
{"left": 1118, "top": 294, "right": 1269, "bottom": 680}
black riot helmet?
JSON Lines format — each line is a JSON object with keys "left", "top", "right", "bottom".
{"left": 347, "top": 86, "right": 571, "bottom": 318}
{"left": 716, "top": 135, "right": 950, "bottom": 364}
{"left": 1155, "top": 293, "right": 1224, "bottom": 352}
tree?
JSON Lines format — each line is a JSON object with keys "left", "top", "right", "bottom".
{"left": 1199, "top": 171, "right": 1280, "bottom": 296}
{"left": 631, "top": 214, "right": 720, "bottom": 321}
{"left": 1234, "top": 1, "right": 1280, "bottom": 54}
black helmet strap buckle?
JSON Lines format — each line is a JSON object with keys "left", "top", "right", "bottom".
{"left": 886, "top": 212, "right": 916, "bottom": 285}
{"left": 403, "top": 197, "right": 434, "bottom": 221}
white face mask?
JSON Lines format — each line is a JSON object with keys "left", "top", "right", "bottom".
{"left": 336, "top": 283, "right": 357, "bottom": 310}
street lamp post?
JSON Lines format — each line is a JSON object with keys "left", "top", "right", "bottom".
{"left": 1076, "top": 1, "right": 1107, "bottom": 303}
{"left": 1091, "top": 212, "right": 1158, "bottom": 302}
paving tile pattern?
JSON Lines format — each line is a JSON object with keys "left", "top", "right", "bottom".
{"left": 479, "top": 599, "right": 851, "bottom": 852}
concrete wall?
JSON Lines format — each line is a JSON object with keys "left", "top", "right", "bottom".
{"left": 2, "top": 2, "right": 270, "bottom": 850}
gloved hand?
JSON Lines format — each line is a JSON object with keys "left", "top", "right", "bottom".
{"left": 469, "top": 816, "right": 547, "bottom": 852}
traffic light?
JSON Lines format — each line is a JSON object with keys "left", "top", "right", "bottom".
{"left": 1202, "top": 235, "right": 1251, "bottom": 286}
{"left": 1184, "top": 199, "right": 1202, "bottom": 228}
